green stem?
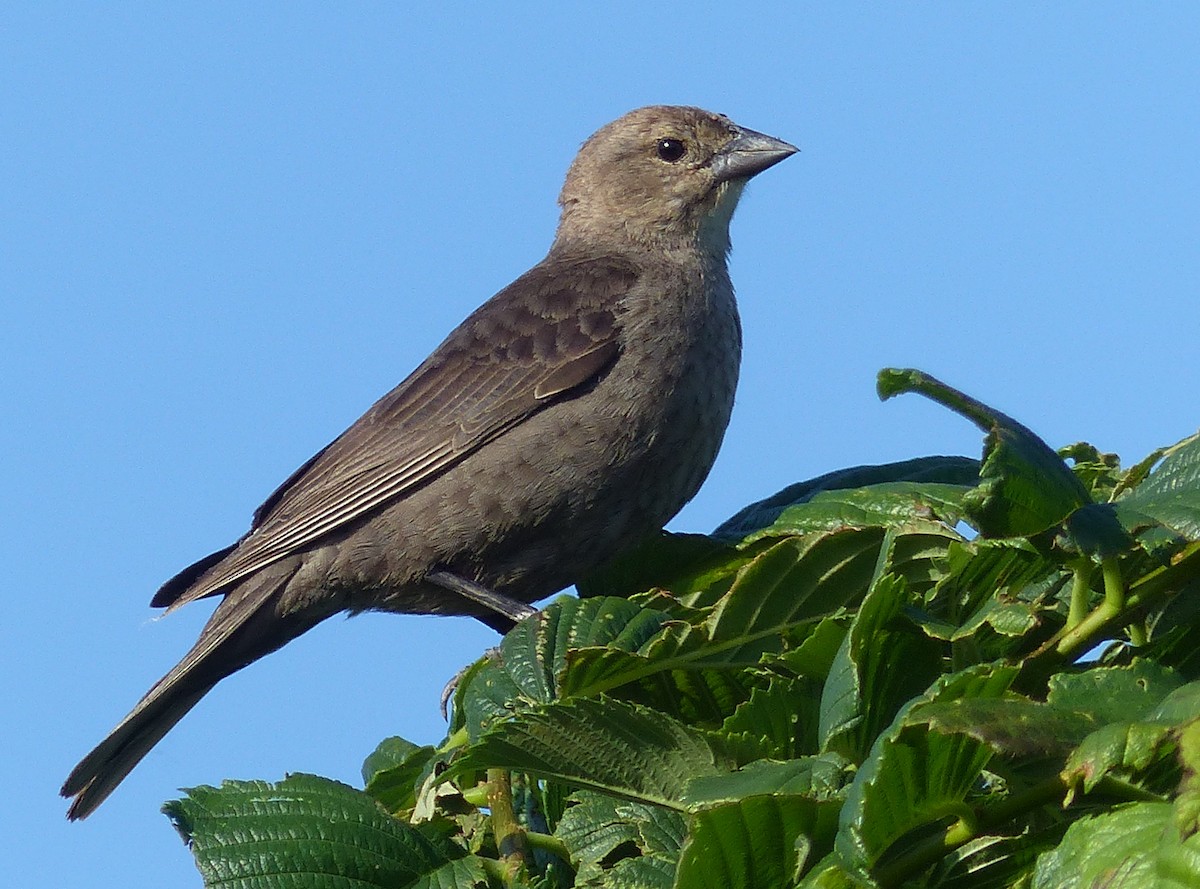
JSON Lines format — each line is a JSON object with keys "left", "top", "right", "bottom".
{"left": 874, "top": 776, "right": 1067, "bottom": 886}
{"left": 1101, "top": 557, "right": 1125, "bottom": 611}
{"left": 1018, "top": 540, "right": 1200, "bottom": 688}
{"left": 461, "top": 783, "right": 490, "bottom": 808}
{"left": 1067, "top": 560, "right": 1094, "bottom": 628}
{"left": 525, "top": 830, "right": 572, "bottom": 862}
{"left": 487, "top": 769, "right": 529, "bottom": 872}
{"left": 439, "top": 726, "right": 470, "bottom": 753}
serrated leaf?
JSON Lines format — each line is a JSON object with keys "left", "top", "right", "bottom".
{"left": 834, "top": 664, "right": 1019, "bottom": 883}
{"left": 1046, "top": 660, "right": 1184, "bottom": 724}
{"left": 556, "top": 791, "right": 685, "bottom": 886}
{"left": 714, "top": 456, "right": 980, "bottom": 542}
{"left": 675, "top": 794, "right": 830, "bottom": 889}
{"left": 926, "top": 538, "right": 1067, "bottom": 637}
{"left": 450, "top": 697, "right": 730, "bottom": 810}
{"left": 680, "top": 755, "right": 849, "bottom": 807}
{"left": 879, "top": 368, "right": 1092, "bottom": 537}
{"left": 455, "top": 596, "right": 673, "bottom": 739}
{"left": 1032, "top": 802, "right": 1200, "bottom": 888}
{"left": 411, "top": 856, "right": 490, "bottom": 889}
{"left": 561, "top": 530, "right": 891, "bottom": 700}
{"left": 718, "top": 677, "right": 823, "bottom": 762}
{"left": 1116, "top": 432, "right": 1200, "bottom": 540}
{"left": 819, "top": 574, "right": 944, "bottom": 762}
{"left": 362, "top": 737, "right": 437, "bottom": 813}
{"left": 1062, "top": 721, "right": 1175, "bottom": 797}
{"left": 163, "top": 774, "right": 468, "bottom": 889}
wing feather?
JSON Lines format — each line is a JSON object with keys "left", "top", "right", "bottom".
{"left": 160, "top": 255, "right": 638, "bottom": 609}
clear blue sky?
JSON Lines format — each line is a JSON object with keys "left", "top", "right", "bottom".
{"left": 5, "top": 5, "right": 1198, "bottom": 886}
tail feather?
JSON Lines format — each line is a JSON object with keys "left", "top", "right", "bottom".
{"left": 63, "top": 562, "right": 304, "bottom": 819}
{"left": 62, "top": 683, "right": 211, "bottom": 819}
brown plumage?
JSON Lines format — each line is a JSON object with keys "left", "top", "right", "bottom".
{"left": 62, "top": 105, "right": 796, "bottom": 819}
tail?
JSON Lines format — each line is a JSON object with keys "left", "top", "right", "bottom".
{"left": 62, "top": 562, "right": 308, "bottom": 819}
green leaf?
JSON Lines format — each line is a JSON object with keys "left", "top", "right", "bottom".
{"left": 1062, "top": 721, "right": 1176, "bottom": 797}
{"left": 725, "top": 482, "right": 972, "bottom": 543}
{"left": 555, "top": 791, "right": 685, "bottom": 888}
{"left": 1151, "top": 679, "right": 1200, "bottom": 724}
{"left": 561, "top": 530, "right": 893, "bottom": 700}
{"left": 878, "top": 368, "right": 1092, "bottom": 537}
{"left": 1046, "top": 660, "right": 1184, "bottom": 725}
{"left": 450, "top": 697, "right": 730, "bottom": 810}
{"left": 911, "top": 698, "right": 1097, "bottom": 758}
{"left": 675, "top": 794, "right": 831, "bottom": 889}
{"left": 714, "top": 456, "right": 980, "bottom": 542}
{"left": 718, "top": 677, "right": 823, "bottom": 762}
{"left": 819, "top": 574, "right": 945, "bottom": 762}
{"left": 680, "top": 755, "right": 849, "bottom": 807}
{"left": 577, "top": 531, "right": 745, "bottom": 600}
{"left": 163, "top": 774, "right": 472, "bottom": 889}
{"left": 455, "top": 596, "right": 673, "bottom": 738}
{"left": 1032, "top": 802, "right": 1200, "bottom": 888}
{"left": 834, "top": 664, "right": 1019, "bottom": 883}
{"left": 1117, "top": 432, "right": 1200, "bottom": 540}
{"left": 362, "top": 737, "right": 437, "bottom": 813}
{"left": 924, "top": 538, "right": 1067, "bottom": 640}
{"left": 926, "top": 830, "right": 1066, "bottom": 889}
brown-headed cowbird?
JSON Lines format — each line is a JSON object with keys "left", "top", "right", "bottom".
{"left": 62, "top": 105, "right": 796, "bottom": 819}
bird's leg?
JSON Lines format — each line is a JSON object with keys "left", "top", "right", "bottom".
{"left": 425, "top": 569, "right": 538, "bottom": 624}
{"left": 425, "top": 570, "right": 536, "bottom": 720}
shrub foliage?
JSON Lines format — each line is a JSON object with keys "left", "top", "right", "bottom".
{"left": 163, "top": 370, "right": 1200, "bottom": 888}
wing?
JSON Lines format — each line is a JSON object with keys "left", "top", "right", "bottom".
{"left": 154, "top": 254, "right": 638, "bottom": 609}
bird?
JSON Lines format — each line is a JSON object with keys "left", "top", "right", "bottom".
{"left": 62, "top": 105, "right": 796, "bottom": 819}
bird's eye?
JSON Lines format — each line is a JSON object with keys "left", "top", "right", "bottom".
{"left": 656, "top": 138, "right": 686, "bottom": 162}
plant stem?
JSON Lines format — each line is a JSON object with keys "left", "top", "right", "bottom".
{"left": 525, "top": 830, "right": 572, "bottom": 862}
{"left": 1067, "top": 560, "right": 1094, "bottom": 628}
{"left": 874, "top": 775, "right": 1067, "bottom": 886}
{"left": 1018, "top": 540, "right": 1200, "bottom": 687}
{"left": 1101, "top": 557, "right": 1125, "bottom": 611}
{"left": 487, "top": 769, "right": 529, "bottom": 872}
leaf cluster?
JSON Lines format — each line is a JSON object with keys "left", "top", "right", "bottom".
{"left": 163, "top": 370, "right": 1200, "bottom": 888}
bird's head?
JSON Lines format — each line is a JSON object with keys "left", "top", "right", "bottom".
{"left": 556, "top": 105, "right": 796, "bottom": 255}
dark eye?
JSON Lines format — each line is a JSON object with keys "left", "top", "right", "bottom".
{"left": 656, "top": 138, "right": 686, "bottom": 162}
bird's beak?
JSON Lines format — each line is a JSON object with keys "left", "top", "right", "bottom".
{"left": 710, "top": 127, "right": 798, "bottom": 183}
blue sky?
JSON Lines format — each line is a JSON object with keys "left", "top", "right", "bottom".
{"left": 5, "top": 5, "right": 1199, "bottom": 886}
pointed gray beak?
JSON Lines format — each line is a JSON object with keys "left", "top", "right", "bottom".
{"left": 711, "top": 127, "right": 798, "bottom": 183}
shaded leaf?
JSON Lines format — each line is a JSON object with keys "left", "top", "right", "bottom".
{"left": 562, "top": 530, "right": 891, "bottom": 700}
{"left": 835, "top": 664, "right": 1019, "bottom": 883}
{"left": 1116, "top": 433, "right": 1200, "bottom": 540}
{"left": 163, "top": 774, "right": 470, "bottom": 889}
{"left": 450, "top": 697, "right": 730, "bottom": 810}
{"left": 363, "top": 736, "right": 437, "bottom": 813}
{"left": 1032, "top": 802, "right": 1200, "bottom": 888}
{"left": 878, "top": 368, "right": 1091, "bottom": 537}
{"left": 680, "top": 755, "right": 849, "bottom": 807}
{"left": 714, "top": 456, "right": 980, "bottom": 541}
{"left": 819, "top": 574, "right": 944, "bottom": 762}
{"left": 577, "top": 531, "right": 745, "bottom": 601}
{"left": 556, "top": 791, "right": 685, "bottom": 888}
{"left": 455, "top": 596, "right": 673, "bottom": 739}
{"left": 675, "top": 794, "right": 831, "bottom": 889}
